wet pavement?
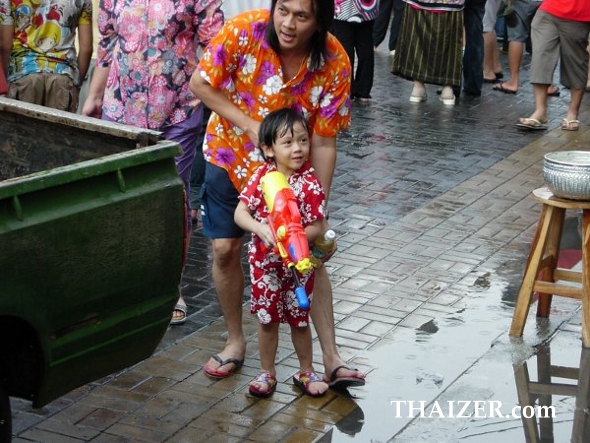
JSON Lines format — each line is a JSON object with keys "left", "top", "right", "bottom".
{"left": 10, "top": 46, "right": 590, "bottom": 442}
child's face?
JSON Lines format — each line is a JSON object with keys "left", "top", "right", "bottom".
{"left": 263, "top": 121, "right": 310, "bottom": 176}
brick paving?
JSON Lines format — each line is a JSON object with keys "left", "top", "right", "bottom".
{"left": 10, "top": 48, "right": 590, "bottom": 442}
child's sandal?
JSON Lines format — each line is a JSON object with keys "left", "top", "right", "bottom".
{"left": 248, "top": 372, "right": 277, "bottom": 398}
{"left": 293, "top": 370, "right": 328, "bottom": 397}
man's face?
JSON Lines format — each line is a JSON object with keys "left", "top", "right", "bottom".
{"left": 273, "top": 0, "right": 319, "bottom": 55}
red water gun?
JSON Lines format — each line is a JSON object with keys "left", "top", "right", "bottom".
{"left": 260, "top": 171, "right": 312, "bottom": 310}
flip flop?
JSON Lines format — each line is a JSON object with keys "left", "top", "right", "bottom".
{"left": 170, "top": 303, "right": 187, "bottom": 325}
{"left": 492, "top": 83, "right": 517, "bottom": 94}
{"left": 561, "top": 118, "right": 580, "bottom": 131}
{"left": 325, "top": 365, "right": 365, "bottom": 391}
{"left": 203, "top": 354, "right": 244, "bottom": 379}
{"left": 248, "top": 372, "right": 277, "bottom": 398}
{"left": 547, "top": 86, "right": 560, "bottom": 97}
{"left": 516, "top": 117, "right": 547, "bottom": 131}
{"left": 293, "top": 371, "right": 327, "bottom": 397}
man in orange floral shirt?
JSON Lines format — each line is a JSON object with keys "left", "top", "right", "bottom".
{"left": 190, "top": 0, "right": 366, "bottom": 391}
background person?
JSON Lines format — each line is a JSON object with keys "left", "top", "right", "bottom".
{"left": 391, "top": 0, "right": 465, "bottom": 105}
{"left": 0, "top": 0, "right": 93, "bottom": 112}
{"left": 81, "top": 0, "right": 223, "bottom": 325}
{"left": 517, "top": 0, "right": 590, "bottom": 131}
{"left": 333, "top": 0, "right": 380, "bottom": 104}
{"left": 372, "top": 0, "right": 405, "bottom": 56}
{"left": 189, "top": 0, "right": 366, "bottom": 389}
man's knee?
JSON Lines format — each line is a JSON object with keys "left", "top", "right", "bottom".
{"left": 212, "top": 238, "right": 243, "bottom": 267}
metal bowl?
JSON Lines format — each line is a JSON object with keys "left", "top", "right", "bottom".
{"left": 543, "top": 151, "right": 590, "bottom": 200}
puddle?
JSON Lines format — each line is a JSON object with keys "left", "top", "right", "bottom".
{"left": 321, "top": 268, "right": 582, "bottom": 443}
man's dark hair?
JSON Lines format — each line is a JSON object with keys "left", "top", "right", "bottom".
{"left": 265, "top": 0, "right": 334, "bottom": 72}
{"left": 259, "top": 108, "right": 311, "bottom": 151}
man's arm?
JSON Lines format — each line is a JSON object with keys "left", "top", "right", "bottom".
{"left": 189, "top": 72, "right": 261, "bottom": 145}
{"left": 76, "top": 23, "right": 93, "bottom": 86}
{"left": 81, "top": 65, "right": 109, "bottom": 117}
{"left": 310, "top": 134, "right": 337, "bottom": 202}
{"left": 0, "top": 24, "right": 13, "bottom": 75}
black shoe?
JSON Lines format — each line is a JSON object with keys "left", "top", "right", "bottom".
{"left": 463, "top": 90, "right": 481, "bottom": 97}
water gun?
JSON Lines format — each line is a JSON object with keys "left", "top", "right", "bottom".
{"left": 260, "top": 171, "right": 312, "bottom": 310}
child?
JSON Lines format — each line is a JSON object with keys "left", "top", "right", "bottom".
{"left": 234, "top": 108, "right": 330, "bottom": 398}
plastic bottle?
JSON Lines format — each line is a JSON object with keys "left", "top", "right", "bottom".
{"left": 311, "top": 229, "right": 336, "bottom": 267}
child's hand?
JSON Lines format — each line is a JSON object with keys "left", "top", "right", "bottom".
{"left": 256, "top": 222, "right": 276, "bottom": 249}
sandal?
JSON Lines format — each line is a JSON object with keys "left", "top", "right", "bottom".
{"left": 561, "top": 118, "right": 580, "bottom": 131}
{"left": 204, "top": 354, "right": 244, "bottom": 379}
{"left": 293, "top": 371, "right": 328, "bottom": 397}
{"left": 324, "top": 365, "right": 366, "bottom": 390}
{"left": 248, "top": 372, "right": 277, "bottom": 398}
{"left": 516, "top": 117, "right": 547, "bottom": 131}
{"left": 170, "top": 302, "right": 187, "bottom": 325}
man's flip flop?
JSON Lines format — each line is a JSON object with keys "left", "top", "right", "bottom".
{"left": 492, "top": 83, "right": 517, "bottom": 94}
{"left": 325, "top": 365, "right": 365, "bottom": 390}
{"left": 516, "top": 118, "right": 547, "bottom": 131}
{"left": 203, "top": 354, "right": 244, "bottom": 378}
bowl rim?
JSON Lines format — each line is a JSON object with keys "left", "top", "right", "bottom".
{"left": 544, "top": 150, "right": 590, "bottom": 166}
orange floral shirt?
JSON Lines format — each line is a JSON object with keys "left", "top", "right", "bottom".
{"left": 197, "top": 9, "right": 352, "bottom": 192}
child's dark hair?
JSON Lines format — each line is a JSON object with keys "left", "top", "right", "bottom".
{"left": 259, "top": 108, "right": 311, "bottom": 152}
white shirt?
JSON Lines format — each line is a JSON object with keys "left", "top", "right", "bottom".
{"left": 222, "top": 1, "right": 269, "bottom": 19}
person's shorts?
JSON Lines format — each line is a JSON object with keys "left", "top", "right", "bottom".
{"left": 482, "top": 0, "right": 502, "bottom": 33}
{"left": 530, "top": 10, "right": 590, "bottom": 89}
{"left": 506, "top": 0, "right": 541, "bottom": 43}
{"left": 200, "top": 162, "right": 245, "bottom": 239}
{"left": 8, "top": 73, "right": 79, "bottom": 112}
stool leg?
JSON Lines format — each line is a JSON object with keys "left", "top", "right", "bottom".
{"left": 513, "top": 361, "right": 540, "bottom": 442}
{"left": 510, "top": 205, "right": 555, "bottom": 338}
{"left": 537, "top": 208, "right": 565, "bottom": 318}
{"left": 582, "top": 209, "right": 590, "bottom": 347}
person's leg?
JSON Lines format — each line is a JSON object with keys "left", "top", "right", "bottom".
{"left": 521, "top": 83, "right": 549, "bottom": 123}
{"left": 204, "top": 237, "right": 247, "bottom": 370}
{"left": 562, "top": 89, "right": 584, "bottom": 130}
{"left": 494, "top": 40, "right": 523, "bottom": 93}
{"left": 291, "top": 324, "right": 328, "bottom": 395}
{"left": 353, "top": 20, "right": 375, "bottom": 100}
{"left": 200, "top": 162, "right": 248, "bottom": 373}
{"left": 555, "top": 17, "right": 590, "bottom": 127}
{"left": 409, "top": 80, "right": 427, "bottom": 102}
{"left": 372, "top": 0, "right": 393, "bottom": 48}
{"left": 333, "top": 20, "right": 357, "bottom": 97}
{"left": 461, "top": 0, "right": 485, "bottom": 95}
{"left": 520, "top": 9, "right": 560, "bottom": 126}
{"left": 312, "top": 266, "right": 366, "bottom": 385}
{"left": 483, "top": 31, "right": 502, "bottom": 80}
{"left": 162, "top": 107, "right": 204, "bottom": 324}
{"left": 388, "top": 0, "right": 405, "bottom": 52}
{"left": 249, "top": 323, "right": 279, "bottom": 394}
{"left": 482, "top": 0, "right": 503, "bottom": 81}
{"left": 189, "top": 106, "right": 211, "bottom": 222}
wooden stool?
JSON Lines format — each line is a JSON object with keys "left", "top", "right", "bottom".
{"left": 509, "top": 187, "right": 590, "bottom": 346}
{"left": 514, "top": 343, "right": 586, "bottom": 442}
